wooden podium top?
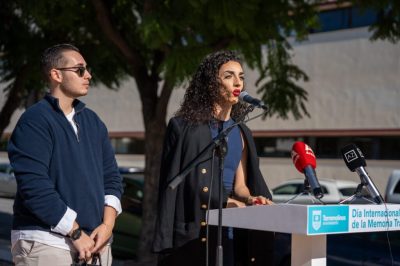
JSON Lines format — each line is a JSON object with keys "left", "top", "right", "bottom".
{"left": 207, "top": 203, "right": 400, "bottom": 235}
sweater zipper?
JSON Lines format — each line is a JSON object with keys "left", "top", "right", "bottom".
{"left": 73, "top": 117, "right": 80, "bottom": 142}
{"left": 72, "top": 109, "right": 83, "bottom": 142}
{"left": 62, "top": 113, "right": 79, "bottom": 142}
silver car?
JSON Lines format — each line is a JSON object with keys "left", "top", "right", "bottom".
{"left": 271, "top": 178, "right": 367, "bottom": 204}
{"left": 0, "top": 162, "right": 16, "bottom": 197}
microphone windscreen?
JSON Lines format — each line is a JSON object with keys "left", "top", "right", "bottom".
{"left": 291, "top": 141, "right": 317, "bottom": 173}
{"left": 239, "top": 91, "right": 249, "bottom": 101}
{"left": 341, "top": 144, "right": 366, "bottom": 172}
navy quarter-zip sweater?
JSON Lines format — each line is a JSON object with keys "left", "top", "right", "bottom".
{"left": 8, "top": 94, "right": 123, "bottom": 233}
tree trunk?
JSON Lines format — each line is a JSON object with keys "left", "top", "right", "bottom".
{"left": 135, "top": 118, "right": 166, "bottom": 265}
{"left": 132, "top": 75, "right": 173, "bottom": 265}
{"left": 0, "top": 65, "right": 29, "bottom": 138}
{"left": 89, "top": 2, "right": 174, "bottom": 264}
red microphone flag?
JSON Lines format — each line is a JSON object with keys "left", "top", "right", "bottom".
{"left": 291, "top": 141, "right": 317, "bottom": 173}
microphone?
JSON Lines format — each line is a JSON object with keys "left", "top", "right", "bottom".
{"left": 239, "top": 91, "right": 268, "bottom": 110}
{"left": 341, "top": 144, "right": 384, "bottom": 204}
{"left": 291, "top": 141, "right": 324, "bottom": 199}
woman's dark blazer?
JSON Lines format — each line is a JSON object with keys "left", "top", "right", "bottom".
{"left": 153, "top": 116, "right": 274, "bottom": 265}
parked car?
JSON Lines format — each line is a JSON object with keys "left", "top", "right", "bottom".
{"left": 271, "top": 178, "right": 369, "bottom": 204}
{"left": 0, "top": 162, "right": 16, "bottom": 198}
{"left": 112, "top": 166, "right": 144, "bottom": 259}
{"left": 385, "top": 169, "right": 400, "bottom": 203}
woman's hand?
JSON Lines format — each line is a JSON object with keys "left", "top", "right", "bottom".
{"left": 227, "top": 197, "right": 247, "bottom": 208}
{"left": 247, "top": 195, "right": 274, "bottom": 206}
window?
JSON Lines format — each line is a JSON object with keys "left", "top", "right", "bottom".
{"left": 312, "top": 6, "right": 379, "bottom": 33}
{"left": 254, "top": 136, "right": 400, "bottom": 160}
{"left": 339, "top": 188, "right": 357, "bottom": 197}
{"left": 111, "top": 138, "right": 144, "bottom": 154}
{"left": 272, "top": 184, "right": 300, "bottom": 195}
{"left": 394, "top": 181, "right": 400, "bottom": 194}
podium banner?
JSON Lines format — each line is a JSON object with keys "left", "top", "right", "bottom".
{"left": 208, "top": 203, "right": 400, "bottom": 266}
{"left": 307, "top": 204, "right": 400, "bottom": 235}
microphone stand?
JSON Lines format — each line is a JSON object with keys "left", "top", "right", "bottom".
{"left": 168, "top": 105, "right": 265, "bottom": 266}
{"left": 215, "top": 134, "right": 227, "bottom": 266}
{"left": 339, "top": 180, "right": 377, "bottom": 205}
{"left": 285, "top": 179, "right": 325, "bottom": 205}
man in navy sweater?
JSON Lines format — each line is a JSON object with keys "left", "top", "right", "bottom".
{"left": 8, "top": 44, "right": 123, "bottom": 265}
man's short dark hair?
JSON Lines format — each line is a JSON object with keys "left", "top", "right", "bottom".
{"left": 40, "top": 44, "right": 80, "bottom": 82}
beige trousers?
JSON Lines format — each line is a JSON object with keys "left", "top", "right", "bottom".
{"left": 11, "top": 240, "right": 112, "bottom": 266}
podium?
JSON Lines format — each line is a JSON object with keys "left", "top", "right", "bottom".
{"left": 208, "top": 203, "right": 400, "bottom": 266}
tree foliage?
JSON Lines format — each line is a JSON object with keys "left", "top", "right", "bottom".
{"left": 351, "top": 0, "right": 400, "bottom": 43}
{"left": 1, "top": 1, "right": 399, "bottom": 265}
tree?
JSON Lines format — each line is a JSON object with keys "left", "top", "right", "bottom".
{"left": 1, "top": 1, "right": 399, "bottom": 265}
{"left": 351, "top": 0, "right": 400, "bottom": 43}
{"left": 0, "top": 1, "right": 45, "bottom": 135}
{"left": 88, "top": 2, "right": 316, "bottom": 264}
{"left": 0, "top": 1, "right": 126, "bottom": 136}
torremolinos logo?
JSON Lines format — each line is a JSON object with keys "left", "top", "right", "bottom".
{"left": 312, "top": 210, "right": 322, "bottom": 231}
{"left": 308, "top": 206, "right": 349, "bottom": 234}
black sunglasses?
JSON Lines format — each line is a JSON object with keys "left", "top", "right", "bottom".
{"left": 56, "top": 66, "right": 88, "bottom": 77}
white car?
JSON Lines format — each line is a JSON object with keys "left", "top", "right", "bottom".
{"left": 271, "top": 178, "right": 367, "bottom": 204}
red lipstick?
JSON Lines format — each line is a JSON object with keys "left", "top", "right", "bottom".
{"left": 233, "top": 89, "right": 241, "bottom": 97}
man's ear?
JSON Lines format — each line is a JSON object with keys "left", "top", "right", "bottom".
{"left": 49, "top": 69, "right": 62, "bottom": 83}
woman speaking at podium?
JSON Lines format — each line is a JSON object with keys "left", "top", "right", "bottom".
{"left": 153, "top": 50, "right": 274, "bottom": 266}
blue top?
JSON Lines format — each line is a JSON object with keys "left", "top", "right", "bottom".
{"left": 209, "top": 118, "right": 242, "bottom": 195}
{"left": 8, "top": 94, "right": 123, "bottom": 233}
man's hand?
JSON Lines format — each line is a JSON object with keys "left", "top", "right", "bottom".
{"left": 72, "top": 231, "right": 95, "bottom": 261}
{"left": 90, "top": 223, "right": 113, "bottom": 253}
{"left": 89, "top": 205, "right": 117, "bottom": 253}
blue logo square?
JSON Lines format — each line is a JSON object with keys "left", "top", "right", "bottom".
{"left": 308, "top": 206, "right": 349, "bottom": 234}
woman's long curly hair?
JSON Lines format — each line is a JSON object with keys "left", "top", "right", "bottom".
{"left": 175, "top": 50, "right": 248, "bottom": 124}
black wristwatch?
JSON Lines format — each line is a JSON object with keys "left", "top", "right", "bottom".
{"left": 70, "top": 227, "right": 82, "bottom": 241}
